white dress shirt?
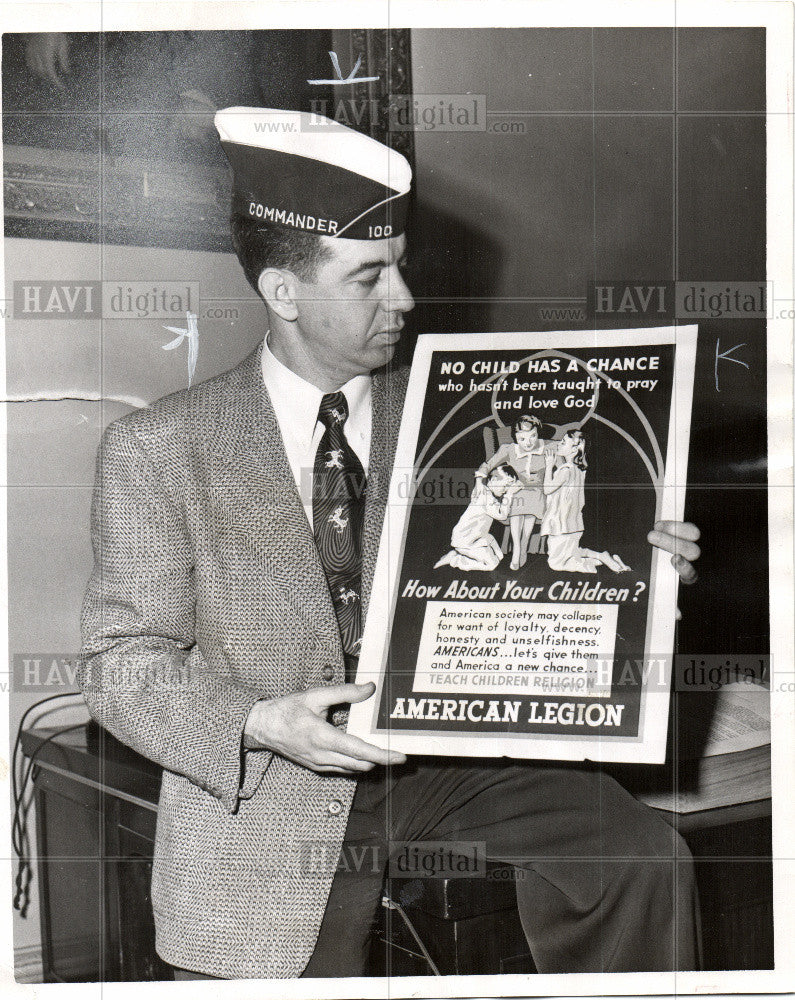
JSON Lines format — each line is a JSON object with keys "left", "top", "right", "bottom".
{"left": 261, "top": 336, "right": 372, "bottom": 528}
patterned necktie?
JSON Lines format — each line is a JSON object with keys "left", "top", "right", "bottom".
{"left": 313, "top": 392, "right": 366, "bottom": 660}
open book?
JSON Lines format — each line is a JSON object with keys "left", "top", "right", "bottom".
{"left": 638, "top": 683, "right": 771, "bottom": 814}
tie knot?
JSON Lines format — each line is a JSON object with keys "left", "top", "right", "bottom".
{"left": 318, "top": 392, "right": 349, "bottom": 430}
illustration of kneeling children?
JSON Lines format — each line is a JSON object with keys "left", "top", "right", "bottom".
{"left": 434, "top": 464, "right": 520, "bottom": 571}
{"left": 540, "top": 430, "right": 631, "bottom": 574}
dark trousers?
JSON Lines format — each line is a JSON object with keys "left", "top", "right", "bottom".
{"left": 302, "top": 758, "right": 700, "bottom": 977}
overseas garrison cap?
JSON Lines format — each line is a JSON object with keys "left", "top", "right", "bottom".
{"left": 215, "top": 106, "right": 412, "bottom": 239}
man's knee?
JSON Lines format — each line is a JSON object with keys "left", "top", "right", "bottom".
{"left": 595, "top": 775, "right": 690, "bottom": 863}
{"left": 644, "top": 812, "right": 693, "bottom": 867}
{"left": 610, "top": 826, "right": 694, "bottom": 902}
{"left": 593, "top": 790, "right": 694, "bottom": 896}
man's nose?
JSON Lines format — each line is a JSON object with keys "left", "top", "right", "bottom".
{"left": 385, "top": 267, "right": 415, "bottom": 314}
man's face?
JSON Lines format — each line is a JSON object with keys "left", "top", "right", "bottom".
{"left": 289, "top": 233, "right": 414, "bottom": 386}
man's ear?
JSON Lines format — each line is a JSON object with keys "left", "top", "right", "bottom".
{"left": 257, "top": 267, "right": 300, "bottom": 322}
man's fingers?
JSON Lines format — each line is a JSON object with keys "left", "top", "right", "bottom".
{"left": 313, "top": 750, "right": 376, "bottom": 772}
{"left": 672, "top": 553, "right": 698, "bottom": 585}
{"left": 647, "top": 523, "right": 701, "bottom": 586}
{"left": 324, "top": 727, "right": 407, "bottom": 766}
{"left": 308, "top": 681, "right": 376, "bottom": 709}
{"left": 262, "top": 686, "right": 407, "bottom": 769}
{"left": 314, "top": 764, "right": 371, "bottom": 776}
{"left": 654, "top": 520, "right": 700, "bottom": 542}
{"left": 647, "top": 529, "right": 701, "bottom": 564}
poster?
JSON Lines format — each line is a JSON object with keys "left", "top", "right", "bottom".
{"left": 350, "top": 327, "right": 697, "bottom": 762}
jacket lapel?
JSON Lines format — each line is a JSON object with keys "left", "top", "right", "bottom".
{"left": 206, "top": 344, "right": 342, "bottom": 659}
{"left": 205, "top": 346, "right": 405, "bottom": 661}
{"left": 361, "top": 368, "right": 404, "bottom": 619}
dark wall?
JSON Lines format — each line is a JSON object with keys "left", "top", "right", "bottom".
{"left": 407, "top": 27, "right": 767, "bottom": 658}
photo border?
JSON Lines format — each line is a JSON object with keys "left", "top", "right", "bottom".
{"left": 2, "top": 2, "right": 792, "bottom": 997}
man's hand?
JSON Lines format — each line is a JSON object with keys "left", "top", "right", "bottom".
{"left": 647, "top": 520, "right": 701, "bottom": 582}
{"left": 647, "top": 520, "right": 701, "bottom": 620}
{"left": 243, "top": 682, "right": 407, "bottom": 775}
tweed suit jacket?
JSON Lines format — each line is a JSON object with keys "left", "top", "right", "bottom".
{"left": 79, "top": 341, "right": 408, "bottom": 978}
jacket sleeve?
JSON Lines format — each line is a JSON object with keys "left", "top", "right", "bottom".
{"left": 79, "top": 418, "right": 272, "bottom": 814}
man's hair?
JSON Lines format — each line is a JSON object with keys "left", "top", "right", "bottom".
{"left": 230, "top": 214, "right": 333, "bottom": 293}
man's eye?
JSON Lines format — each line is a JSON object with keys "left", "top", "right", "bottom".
{"left": 358, "top": 275, "right": 379, "bottom": 288}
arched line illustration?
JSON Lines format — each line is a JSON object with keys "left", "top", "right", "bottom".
{"left": 589, "top": 413, "right": 662, "bottom": 497}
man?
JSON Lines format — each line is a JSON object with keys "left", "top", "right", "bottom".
{"left": 79, "top": 107, "right": 702, "bottom": 980}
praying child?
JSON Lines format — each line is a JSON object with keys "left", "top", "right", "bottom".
{"left": 540, "top": 429, "right": 630, "bottom": 574}
{"left": 434, "top": 464, "right": 521, "bottom": 572}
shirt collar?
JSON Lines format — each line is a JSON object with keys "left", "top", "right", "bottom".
{"left": 261, "top": 335, "right": 371, "bottom": 453}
